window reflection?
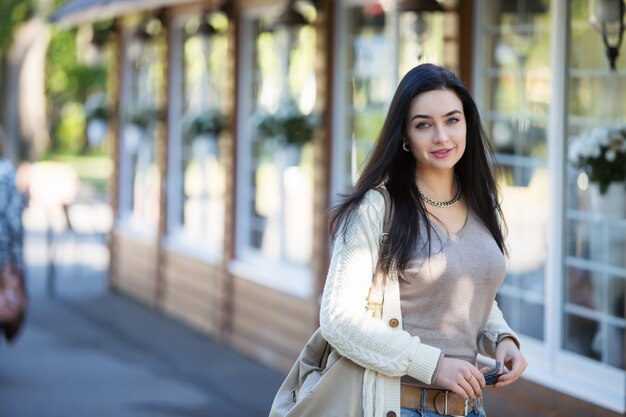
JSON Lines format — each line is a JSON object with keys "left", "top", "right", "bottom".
{"left": 247, "top": 14, "right": 316, "bottom": 266}
{"left": 178, "top": 15, "right": 228, "bottom": 258}
{"left": 564, "top": 0, "right": 626, "bottom": 370}
{"left": 122, "top": 28, "right": 164, "bottom": 231}
{"left": 337, "top": 3, "right": 451, "bottom": 193}
{"left": 480, "top": 0, "right": 552, "bottom": 342}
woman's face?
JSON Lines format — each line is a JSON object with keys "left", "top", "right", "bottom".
{"left": 404, "top": 88, "right": 467, "bottom": 176}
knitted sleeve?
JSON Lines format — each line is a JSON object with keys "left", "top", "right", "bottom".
{"left": 319, "top": 189, "right": 441, "bottom": 383}
{"left": 477, "top": 300, "right": 521, "bottom": 357}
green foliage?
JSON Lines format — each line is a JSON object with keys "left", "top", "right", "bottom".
{"left": 46, "top": 25, "right": 107, "bottom": 153}
{"left": 183, "top": 108, "right": 224, "bottom": 142}
{"left": 569, "top": 126, "right": 626, "bottom": 194}
{"left": 0, "top": 0, "right": 35, "bottom": 56}
{"left": 254, "top": 99, "right": 318, "bottom": 146}
{"left": 56, "top": 101, "right": 86, "bottom": 153}
{"left": 84, "top": 92, "right": 109, "bottom": 121}
{"left": 124, "top": 107, "right": 161, "bottom": 130}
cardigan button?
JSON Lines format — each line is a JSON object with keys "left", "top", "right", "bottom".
{"left": 386, "top": 411, "right": 396, "bottom": 417}
{"left": 389, "top": 318, "right": 399, "bottom": 328}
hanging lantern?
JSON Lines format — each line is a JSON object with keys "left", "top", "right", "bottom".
{"left": 590, "top": 0, "right": 625, "bottom": 70}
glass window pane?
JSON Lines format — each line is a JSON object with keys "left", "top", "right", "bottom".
{"left": 121, "top": 34, "right": 164, "bottom": 231}
{"left": 177, "top": 18, "right": 229, "bottom": 258}
{"left": 246, "top": 14, "right": 316, "bottom": 266}
{"left": 607, "top": 325, "right": 625, "bottom": 369}
{"left": 497, "top": 293, "right": 544, "bottom": 340}
{"left": 564, "top": 313, "right": 600, "bottom": 361}
{"left": 608, "top": 277, "right": 625, "bottom": 319}
{"left": 337, "top": 3, "right": 450, "bottom": 193}
{"left": 564, "top": 0, "right": 626, "bottom": 369}
{"left": 566, "top": 266, "right": 601, "bottom": 311}
{"left": 479, "top": 0, "right": 552, "bottom": 341}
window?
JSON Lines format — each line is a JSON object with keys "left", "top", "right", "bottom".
{"left": 476, "top": 0, "right": 552, "bottom": 343}
{"left": 475, "top": 0, "right": 625, "bottom": 411}
{"left": 166, "top": 13, "right": 229, "bottom": 261}
{"left": 119, "top": 23, "right": 164, "bottom": 236}
{"left": 332, "top": 1, "right": 453, "bottom": 198}
{"left": 564, "top": 0, "right": 626, "bottom": 371}
{"left": 234, "top": 6, "right": 317, "bottom": 295}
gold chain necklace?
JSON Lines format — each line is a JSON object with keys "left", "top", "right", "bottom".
{"left": 419, "top": 177, "right": 462, "bottom": 208}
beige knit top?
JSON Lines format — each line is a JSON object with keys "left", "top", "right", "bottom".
{"left": 320, "top": 189, "right": 519, "bottom": 417}
{"left": 400, "top": 209, "right": 507, "bottom": 388}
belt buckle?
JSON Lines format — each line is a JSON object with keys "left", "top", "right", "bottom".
{"left": 434, "top": 391, "right": 471, "bottom": 417}
{"left": 433, "top": 390, "right": 448, "bottom": 416}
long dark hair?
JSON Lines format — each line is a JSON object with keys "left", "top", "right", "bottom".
{"left": 329, "top": 63, "right": 507, "bottom": 274}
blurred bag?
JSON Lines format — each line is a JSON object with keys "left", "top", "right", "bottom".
{"left": 0, "top": 262, "right": 27, "bottom": 341}
{"left": 269, "top": 187, "right": 392, "bottom": 417}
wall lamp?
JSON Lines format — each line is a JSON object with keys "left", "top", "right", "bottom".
{"left": 397, "top": 0, "right": 445, "bottom": 41}
{"left": 197, "top": 11, "right": 219, "bottom": 37}
{"left": 272, "top": 0, "right": 314, "bottom": 29}
{"left": 134, "top": 14, "right": 163, "bottom": 42}
{"left": 590, "top": 0, "right": 625, "bottom": 70}
{"left": 397, "top": 0, "right": 445, "bottom": 12}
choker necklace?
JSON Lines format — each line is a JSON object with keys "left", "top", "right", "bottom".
{"left": 419, "top": 177, "right": 462, "bottom": 208}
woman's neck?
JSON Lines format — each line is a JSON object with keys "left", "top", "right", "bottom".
{"left": 415, "top": 169, "right": 457, "bottom": 202}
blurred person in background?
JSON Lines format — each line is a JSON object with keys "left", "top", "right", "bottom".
{"left": 0, "top": 125, "right": 27, "bottom": 343}
{"left": 321, "top": 64, "right": 527, "bottom": 417}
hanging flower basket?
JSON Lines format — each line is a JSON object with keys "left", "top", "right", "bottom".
{"left": 84, "top": 92, "right": 110, "bottom": 123}
{"left": 254, "top": 100, "right": 318, "bottom": 147}
{"left": 568, "top": 126, "right": 626, "bottom": 194}
{"left": 123, "top": 107, "right": 161, "bottom": 131}
{"left": 183, "top": 108, "right": 224, "bottom": 143}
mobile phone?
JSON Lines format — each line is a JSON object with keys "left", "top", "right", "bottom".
{"left": 481, "top": 361, "right": 501, "bottom": 385}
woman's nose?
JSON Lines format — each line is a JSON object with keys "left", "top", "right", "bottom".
{"left": 432, "top": 125, "right": 450, "bottom": 143}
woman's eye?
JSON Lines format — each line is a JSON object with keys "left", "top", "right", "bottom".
{"left": 447, "top": 117, "right": 460, "bottom": 125}
{"left": 416, "top": 122, "right": 430, "bottom": 129}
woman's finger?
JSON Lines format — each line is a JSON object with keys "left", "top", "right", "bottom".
{"left": 457, "top": 375, "right": 478, "bottom": 400}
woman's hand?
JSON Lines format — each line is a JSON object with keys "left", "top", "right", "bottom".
{"left": 433, "top": 357, "right": 485, "bottom": 400}
{"left": 494, "top": 337, "right": 527, "bottom": 388}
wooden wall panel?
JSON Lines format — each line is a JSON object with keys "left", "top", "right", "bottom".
{"left": 229, "top": 276, "right": 317, "bottom": 372}
{"left": 111, "top": 232, "right": 159, "bottom": 306}
{"left": 484, "top": 378, "right": 623, "bottom": 417}
{"left": 161, "top": 251, "right": 224, "bottom": 336}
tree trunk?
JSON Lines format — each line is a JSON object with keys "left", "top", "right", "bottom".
{"left": 0, "top": 17, "right": 51, "bottom": 163}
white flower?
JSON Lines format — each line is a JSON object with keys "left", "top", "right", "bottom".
{"left": 605, "top": 149, "right": 617, "bottom": 162}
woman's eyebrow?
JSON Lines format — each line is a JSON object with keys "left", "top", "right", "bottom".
{"left": 410, "top": 109, "right": 462, "bottom": 121}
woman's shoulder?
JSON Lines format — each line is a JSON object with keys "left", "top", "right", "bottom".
{"left": 361, "top": 186, "right": 386, "bottom": 211}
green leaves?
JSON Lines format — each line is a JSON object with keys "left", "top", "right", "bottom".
{"left": 254, "top": 100, "right": 318, "bottom": 146}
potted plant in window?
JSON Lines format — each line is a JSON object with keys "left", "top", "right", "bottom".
{"left": 568, "top": 125, "right": 626, "bottom": 217}
{"left": 123, "top": 106, "right": 160, "bottom": 153}
{"left": 254, "top": 99, "right": 318, "bottom": 165}
{"left": 182, "top": 107, "right": 224, "bottom": 158}
{"left": 84, "top": 92, "right": 110, "bottom": 147}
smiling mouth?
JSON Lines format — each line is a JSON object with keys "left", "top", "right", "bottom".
{"left": 431, "top": 148, "right": 454, "bottom": 158}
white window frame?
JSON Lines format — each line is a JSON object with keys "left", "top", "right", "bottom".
{"left": 330, "top": 0, "right": 401, "bottom": 203}
{"left": 162, "top": 11, "right": 224, "bottom": 265}
{"left": 117, "top": 26, "right": 158, "bottom": 242}
{"left": 230, "top": 6, "right": 313, "bottom": 299}
{"left": 473, "top": 0, "right": 626, "bottom": 412}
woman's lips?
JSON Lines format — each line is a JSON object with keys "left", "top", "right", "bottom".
{"left": 431, "top": 148, "right": 454, "bottom": 159}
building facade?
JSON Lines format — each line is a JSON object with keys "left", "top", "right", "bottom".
{"left": 53, "top": 0, "right": 626, "bottom": 415}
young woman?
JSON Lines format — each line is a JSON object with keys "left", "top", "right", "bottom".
{"left": 320, "top": 63, "right": 527, "bottom": 417}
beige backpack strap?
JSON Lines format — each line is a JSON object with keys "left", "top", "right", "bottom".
{"left": 366, "top": 186, "right": 393, "bottom": 316}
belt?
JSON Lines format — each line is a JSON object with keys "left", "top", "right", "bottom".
{"left": 400, "top": 385, "right": 483, "bottom": 416}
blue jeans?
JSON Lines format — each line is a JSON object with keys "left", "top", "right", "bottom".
{"left": 401, "top": 405, "right": 486, "bottom": 417}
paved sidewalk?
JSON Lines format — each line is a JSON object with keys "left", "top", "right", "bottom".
{"left": 0, "top": 208, "right": 284, "bottom": 417}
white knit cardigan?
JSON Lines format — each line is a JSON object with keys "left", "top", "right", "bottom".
{"left": 319, "top": 189, "right": 519, "bottom": 417}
